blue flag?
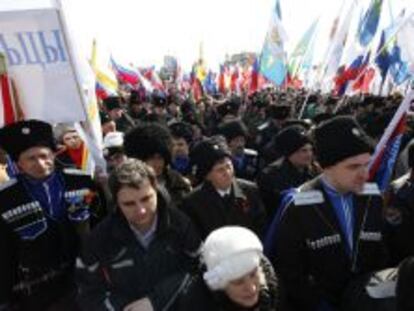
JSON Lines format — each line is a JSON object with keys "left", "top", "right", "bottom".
{"left": 259, "top": 0, "right": 288, "bottom": 86}
{"left": 358, "top": 0, "right": 384, "bottom": 46}
{"left": 389, "top": 45, "right": 411, "bottom": 85}
{"left": 375, "top": 31, "right": 391, "bottom": 80}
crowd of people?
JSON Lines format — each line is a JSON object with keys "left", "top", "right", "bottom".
{"left": 1, "top": 85, "right": 414, "bottom": 311}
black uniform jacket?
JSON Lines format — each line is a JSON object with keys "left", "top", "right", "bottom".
{"left": 181, "top": 179, "right": 266, "bottom": 240}
{"left": 258, "top": 158, "right": 318, "bottom": 219}
{"left": 274, "top": 177, "right": 388, "bottom": 310}
{"left": 0, "top": 168, "right": 102, "bottom": 310}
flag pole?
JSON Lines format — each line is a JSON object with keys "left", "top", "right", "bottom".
{"left": 342, "top": 10, "right": 414, "bottom": 97}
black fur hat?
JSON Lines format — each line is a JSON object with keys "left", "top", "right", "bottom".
{"left": 103, "top": 96, "right": 122, "bottom": 111}
{"left": 0, "top": 120, "right": 56, "bottom": 161}
{"left": 169, "top": 122, "right": 194, "bottom": 144}
{"left": 124, "top": 123, "right": 172, "bottom": 163}
{"left": 190, "top": 135, "right": 232, "bottom": 180}
{"left": 216, "top": 120, "right": 249, "bottom": 142}
{"left": 314, "top": 115, "right": 374, "bottom": 168}
{"left": 274, "top": 125, "right": 312, "bottom": 157}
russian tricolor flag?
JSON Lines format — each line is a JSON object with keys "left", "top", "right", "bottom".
{"left": 95, "top": 81, "right": 116, "bottom": 100}
{"left": 110, "top": 58, "right": 139, "bottom": 86}
{"left": 369, "top": 89, "right": 414, "bottom": 192}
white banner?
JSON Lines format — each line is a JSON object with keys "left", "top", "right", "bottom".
{"left": 0, "top": 6, "right": 86, "bottom": 125}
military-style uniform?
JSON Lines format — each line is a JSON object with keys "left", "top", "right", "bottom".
{"left": 273, "top": 178, "right": 388, "bottom": 310}
{"left": 258, "top": 158, "right": 318, "bottom": 219}
{"left": 0, "top": 168, "right": 102, "bottom": 310}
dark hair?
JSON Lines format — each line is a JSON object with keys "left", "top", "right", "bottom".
{"left": 108, "top": 158, "right": 157, "bottom": 200}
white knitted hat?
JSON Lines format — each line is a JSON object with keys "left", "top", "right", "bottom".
{"left": 202, "top": 226, "right": 263, "bottom": 290}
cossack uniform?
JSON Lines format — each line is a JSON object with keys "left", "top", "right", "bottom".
{"left": 0, "top": 168, "right": 103, "bottom": 310}
{"left": 273, "top": 178, "right": 388, "bottom": 310}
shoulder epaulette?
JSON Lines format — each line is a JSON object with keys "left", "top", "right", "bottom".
{"left": 391, "top": 173, "right": 409, "bottom": 190}
{"left": 63, "top": 168, "right": 90, "bottom": 177}
{"left": 244, "top": 148, "right": 258, "bottom": 157}
{"left": 360, "top": 183, "right": 381, "bottom": 196}
{"left": 294, "top": 190, "right": 324, "bottom": 206}
{"left": 0, "top": 178, "right": 17, "bottom": 191}
{"left": 257, "top": 122, "right": 269, "bottom": 131}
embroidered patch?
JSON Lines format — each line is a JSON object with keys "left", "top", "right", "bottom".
{"left": 14, "top": 217, "right": 48, "bottom": 240}
{"left": 294, "top": 190, "right": 324, "bottom": 205}
{"left": 306, "top": 234, "right": 341, "bottom": 250}
{"left": 360, "top": 231, "right": 382, "bottom": 242}
{"left": 111, "top": 259, "right": 134, "bottom": 269}
{"left": 64, "top": 189, "right": 91, "bottom": 199}
{"left": 0, "top": 178, "right": 17, "bottom": 191}
{"left": 244, "top": 148, "right": 258, "bottom": 156}
{"left": 63, "top": 168, "right": 89, "bottom": 176}
{"left": 65, "top": 189, "right": 92, "bottom": 222}
{"left": 257, "top": 122, "right": 269, "bottom": 131}
{"left": 1, "top": 201, "right": 42, "bottom": 223}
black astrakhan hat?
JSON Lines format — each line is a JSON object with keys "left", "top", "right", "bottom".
{"left": 190, "top": 135, "right": 232, "bottom": 180}
{"left": 103, "top": 96, "right": 122, "bottom": 111}
{"left": 216, "top": 120, "right": 249, "bottom": 142}
{"left": 124, "top": 123, "right": 172, "bottom": 163}
{"left": 216, "top": 98, "right": 240, "bottom": 118}
{"left": 274, "top": 125, "right": 312, "bottom": 157}
{"left": 314, "top": 115, "right": 374, "bottom": 168}
{"left": 169, "top": 122, "right": 194, "bottom": 145}
{"left": 0, "top": 120, "right": 56, "bottom": 161}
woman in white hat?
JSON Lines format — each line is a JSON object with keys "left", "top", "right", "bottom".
{"left": 178, "top": 226, "right": 283, "bottom": 311}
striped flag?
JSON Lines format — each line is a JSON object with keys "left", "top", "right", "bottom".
{"left": 110, "top": 57, "right": 139, "bottom": 86}
{"left": 369, "top": 89, "right": 414, "bottom": 192}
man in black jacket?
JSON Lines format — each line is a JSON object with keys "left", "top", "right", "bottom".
{"left": 258, "top": 125, "right": 318, "bottom": 220}
{"left": 386, "top": 143, "right": 414, "bottom": 264}
{"left": 216, "top": 119, "right": 259, "bottom": 181}
{"left": 271, "top": 116, "right": 388, "bottom": 311}
{"left": 0, "top": 120, "right": 104, "bottom": 311}
{"left": 76, "top": 159, "right": 201, "bottom": 311}
{"left": 181, "top": 136, "right": 266, "bottom": 240}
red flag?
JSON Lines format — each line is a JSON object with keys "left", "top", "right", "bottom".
{"left": 0, "top": 73, "right": 16, "bottom": 125}
{"left": 230, "top": 66, "right": 239, "bottom": 93}
{"left": 218, "top": 64, "right": 229, "bottom": 94}
{"left": 192, "top": 78, "right": 204, "bottom": 102}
